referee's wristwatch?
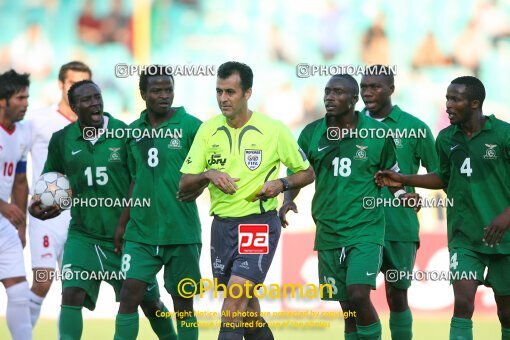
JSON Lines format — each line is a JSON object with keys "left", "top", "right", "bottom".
{"left": 279, "top": 178, "right": 290, "bottom": 192}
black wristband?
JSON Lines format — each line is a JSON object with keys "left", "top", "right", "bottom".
{"left": 279, "top": 178, "right": 290, "bottom": 191}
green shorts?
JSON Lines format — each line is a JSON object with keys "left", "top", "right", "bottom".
{"left": 318, "top": 243, "right": 383, "bottom": 301}
{"left": 450, "top": 247, "right": 510, "bottom": 296}
{"left": 380, "top": 241, "right": 418, "bottom": 289}
{"left": 122, "top": 241, "right": 201, "bottom": 297}
{"left": 62, "top": 236, "right": 160, "bottom": 310}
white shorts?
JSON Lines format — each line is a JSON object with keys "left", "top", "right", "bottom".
{"left": 29, "top": 210, "right": 70, "bottom": 269}
{"left": 0, "top": 222, "right": 27, "bottom": 280}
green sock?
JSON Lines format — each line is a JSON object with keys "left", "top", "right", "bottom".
{"left": 345, "top": 331, "right": 359, "bottom": 340}
{"left": 449, "top": 317, "right": 472, "bottom": 340}
{"left": 59, "top": 305, "right": 83, "bottom": 340}
{"left": 502, "top": 327, "right": 510, "bottom": 340}
{"left": 357, "top": 321, "right": 382, "bottom": 339}
{"left": 389, "top": 309, "right": 413, "bottom": 340}
{"left": 177, "top": 316, "right": 199, "bottom": 340}
{"left": 114, "top": 313, "right": 139, "bottom": 340}
{"left": 147, "top": 305, "right": 177, "bottom": 340}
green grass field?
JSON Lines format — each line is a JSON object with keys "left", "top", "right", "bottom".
{"left": 0, "top": 314, "right": 500, "bottom": 339}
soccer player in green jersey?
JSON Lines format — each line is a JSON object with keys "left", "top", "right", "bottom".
{"left": 280, "top": 74, "right": 416, "bottom": 340}
{"left": 360, "top": 65, "right": 439, "bottom": 340}
{"left": 29, "top": 80, "right": 173, "bottom": 340}
{"left": 113, "top": 67, "right": 203, "bottom": 340}
{"left": 375, "top": 76, "right": 510, "bottom": 340}
{"left": 179, "top": 61, "right": 315, "bottom": 340}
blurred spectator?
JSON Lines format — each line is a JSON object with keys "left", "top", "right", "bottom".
{"left": 477, "top": 0, "right": 510, "bottom": 46}
{"left": 78, "top": 0, "right": 103, "bottom": 45}
{"left": 412, "top": 32, "right": 452, "bottom": 69}
{"left": 262, "top": 82, "right": 304, "bottom": 128}
{"left": 101, "top": 0, "right": 132, "bottom": 50}
{"left": 9, "top": 22, "right": 54, "bottom": 80}
{"left": 268, "top": 25, "right": 294, "bottom": 64}
{"left": 452, "top": 19, "right": 488, "bottom": 77}
{"left": 302, "top": 85, "right": 323, "bottom": 124}
{"left": 361, "top": 13, "right": 390, "bottom": 65}
{"left": 318, "top": 1, "right": 347, "bottom": 61}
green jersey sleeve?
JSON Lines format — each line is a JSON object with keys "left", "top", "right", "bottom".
{"left": 180, "top": 124, "right": 208, "bottom": 174}
{"left": 127, "top": 142, "right": 136, "bottom": 181}
{"left": 416, "top": 124, "right": 439, "bottom": 172}
{"left": 277, "top": 122, "right": 310, "bottom": 173}
{"left": 434, "top": 135, "right": 450, "bottom": 185}
{"left": 42, "top": 133, "right": 64, "bottom": 174}
{"left": 380, "top": 136, "right": 399, "bottom": 171}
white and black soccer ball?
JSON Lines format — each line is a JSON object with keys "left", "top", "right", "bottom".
{"left": 33, "top": 172, "right": 73, "bottom": 210}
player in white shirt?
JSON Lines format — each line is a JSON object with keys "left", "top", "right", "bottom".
{"left": 25, "top": 61, "right": 92, "bottom": 327}
{"left": 0, "top": 69, "right": 32, "bottom": 340}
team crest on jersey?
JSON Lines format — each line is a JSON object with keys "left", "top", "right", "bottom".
{"left": 394, "top": 138, "right": 403, "bottom": 148}
{"left": 354, "top": 145, "right": 368, "bottom": 160}
{"left": 245, "top": 149, "right": 262, "bottom": 170}
{"left": 483, "top": 144, "right": 497, "bottom": 159}
{"left": 168, "top": 138, "right": 182, "bottom": 149}
{"left": 108, "top": 147, "right": 121, "bottom": 162}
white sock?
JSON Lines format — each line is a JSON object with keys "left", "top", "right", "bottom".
{"left": 6, "top": 281, "right": 32, "bottom": 340}
{"left": 29, "top": 290, "right": 45, "bottom": 326}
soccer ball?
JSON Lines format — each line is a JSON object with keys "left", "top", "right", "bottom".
{"left": 33, "top": 172, "right": 72, "bottom": 210}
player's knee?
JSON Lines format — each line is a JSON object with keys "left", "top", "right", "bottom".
{"left": 224, "top": 295, "right": 249, "bottom": 314}
{"left": 119, "top": 279, "right": 145, "bottom": 308}
{"left": 61, "top": 287, "right": 86, "bottom": 306}
{"left": 386, "top": 286, "right": 408, "bottom": 311}
{"left": 171, "top": 295, "right": 193, "bottom": 315}
{"left": 31, "top": 280, "right": 52, "bottom": 297}
{"left": 497, "top": 305, "right": 510, "bottom": 327}
{"left": 347, "top": 286, "right": 371, "bottom": 308}
{"left": 454, "top": 294, "right": 475, "bottom": 316}
{"left": 140, "top": 299, "right": 163, "bottom": 317}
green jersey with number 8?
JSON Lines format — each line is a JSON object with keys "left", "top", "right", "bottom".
{"left": 124, "top": 108, "right": 202, "bottom": 245}
{"left": 295, "top": 112, "right": 399, "bottom": 250}
{"left": 43, "top": 113, "right": 130, "bottom": 247}
{"left": 435, "top": 114, "right": 510, "bottom": 254}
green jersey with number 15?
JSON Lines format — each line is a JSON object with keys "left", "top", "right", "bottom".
{"left": 43, "top": 113, "right": 130, "bottom": 247}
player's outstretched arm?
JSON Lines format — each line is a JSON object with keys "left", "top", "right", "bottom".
{"left": 28, "top": 199, "right": 60, "bottom": 221}
{"left": 114, "top": 182, "right": 134, "bottom": 255}
{"left": 176, "top": 181, "right": 208, "bottom": 202}
{"left": 375, "top": 170, "right": 446, "bottom": 190}
{"left": 279, "top": 189, "right": 301, "bottom": 228}
{"left": 483, "top": 207, "right": 510, "bottom": 247}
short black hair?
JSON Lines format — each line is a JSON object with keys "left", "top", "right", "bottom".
{"left": 362, "top": 64, "right": 395, "bottom": 85}
{"left": 68, "top": 79, "right": 97, "bottom": 108}
{"left": 0, "top": 69, "right": 30, "bottom": 101}
{"left": 331, "top": 74, "right": 359, "bottom": 96}
{"left": 139, "top": 65, "right": 174, "bottom": 93}
{"left": 451, "top": 76, "right": 486, "bottom": 106}
{"left": 217, "top": 61, "right": 253, "bottom": 92}
{"left": 58, "top": 61, "right": 92, "bottom": 83}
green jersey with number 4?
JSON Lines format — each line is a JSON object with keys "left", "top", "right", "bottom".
{"left": 435, "top": 115, "right": 510, "bottom": 254}
{"left": 296, "top": 112, "right": 399, "bottom": 250}
{"left": 43, "top": 113, "right": 130, "bottom": 246}
{"left": 124, "top": 108, "right": 202, "bottom": 245}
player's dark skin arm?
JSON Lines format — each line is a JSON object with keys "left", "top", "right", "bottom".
{"left": 11, "top": 172, "right": 28, "bottom": 247}
{"left": 176, "top": 180, "right": 208, "bottom": 202}
{"left": 279, "top": 189, "right": 301, "bottom": 227}
{"left": 114, "top": 182, "right": 134, "bottom": 255}
{"left": 375, "top": 170, "right": 446, "bottom": 190}
{"left": 483, "top": 207, "right": 510, "bottom": 247}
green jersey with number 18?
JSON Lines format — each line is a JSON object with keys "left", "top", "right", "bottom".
{"left": 296, "top": 111, "right": 399, "bottom": 251}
